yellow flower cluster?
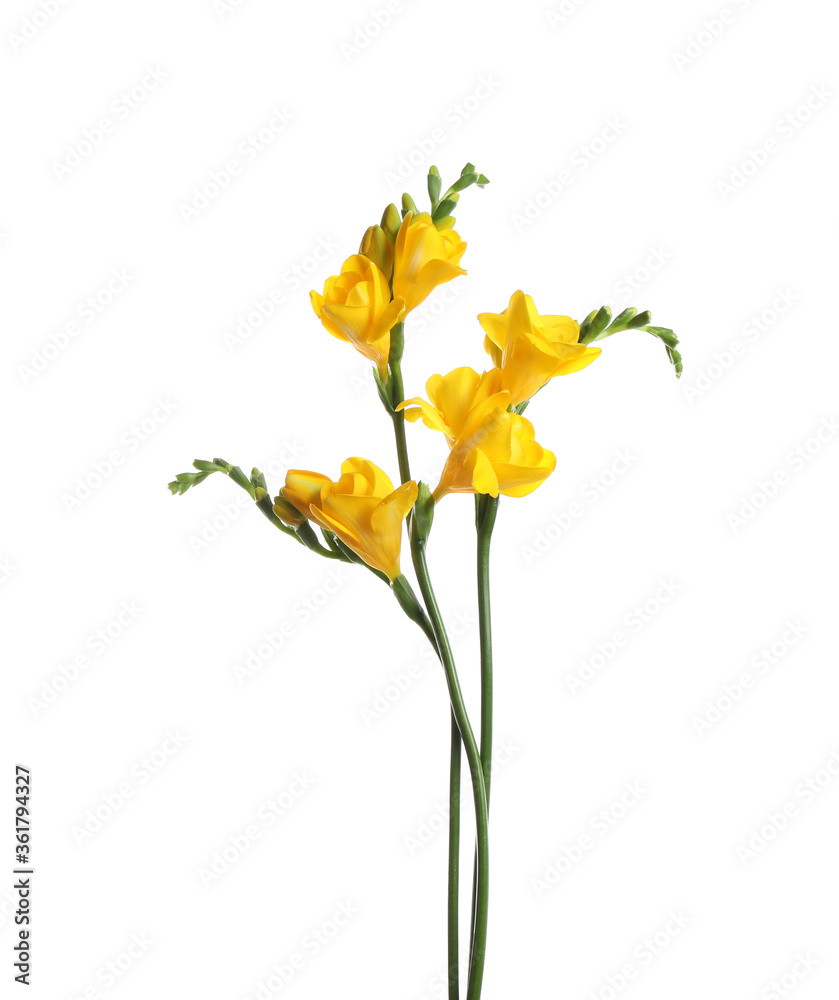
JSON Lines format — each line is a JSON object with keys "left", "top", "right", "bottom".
{"left": 304, "top": 209, "right": 600, "bottom": 573}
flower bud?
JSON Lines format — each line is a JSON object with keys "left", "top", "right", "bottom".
{"left": 273, "top": 496, "right": 305, "bottom": 527}
{"left": 381, "top": 203, "right": 402, "bottom": 242}
{"left": 359, "top": 224, "right": 392, "bottom": 280}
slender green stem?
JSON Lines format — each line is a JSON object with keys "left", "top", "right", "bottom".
{"left": 386, "top": 323, "right": 413, "bottom": 485}
{"left": 447, "top": 712, "right": 461, "bottom": 1000}
{"left": 412, "top": 533, "right": 489, "bottom": 1000}
{"left": 386, "top": 320, "right": 467, "bottom": 998}
{"left": 467, "top": 495, "right": 499, "bottom": 978}
{"left": 395, "top": 571, "right": 461, "bottom": 999}
{"left": 389, "top": 376, "right": 411, "bottom": 485}
{"left": 476, "top": 495, "right": 499, "bottom": 801}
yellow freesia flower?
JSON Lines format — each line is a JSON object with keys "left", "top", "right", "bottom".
{"left": 392, "top": 212, "right": 467, "bottom": 313}
{"left": 398, "top": 367, "right": 555, "bottom": 501}
{"left": 311, "top": 255, "right": 406, "bottom": 376}
{"left": 275, "top": 457, "right": 417, "bottom": 581}
{"left": 478, "top": 290, "right": 601, "bottom": 406}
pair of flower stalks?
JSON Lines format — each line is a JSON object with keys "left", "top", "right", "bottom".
{"left": 169, "top": 162, "right": 681, "bottom": 1000}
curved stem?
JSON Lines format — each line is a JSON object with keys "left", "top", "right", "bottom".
{"left": 447, "top": 713, "right": 461, "bottom": 1000}
{"left": 386, "top": 321, "right": 469, "bottom": 997}
{"left": 412, "top": 534, "right": 489, "bottom": 1000}
{"left": 395, "top": 572, "right": 462, "bottom": 999}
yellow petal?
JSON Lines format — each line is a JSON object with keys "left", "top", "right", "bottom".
{"left": 339, "top": 457, "right": 394, "bottom": 498}
{"left": 426, "top": 367, "right": 482, "bottom": 438}
{"left": 281, "top": 470, "right": 331, "bottom": 517}
{"left": 471, "top": 448, "right": 500, "bottom": 496}
{"left": 408, "top": 259, "right": 467, "bottom": 311}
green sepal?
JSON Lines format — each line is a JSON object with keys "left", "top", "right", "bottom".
{"left": 412, "top": 482, "right": 435, "bottom": 543}
{"left": 401, "top": 193, "right": 419, "bottom": 218}
{"left": 427, "top": 165, "right": 442, "bottom": 210}
{"left": 433, "top": 195, "right": 459, "bottom": 222}
{"left": 296, "top": 521, "right": 328, "bottom": 552}
{"left": 578, "top": 310, "right": 599, "bottom": 343}
{"left": 446, "top": 171, "right": 479, "bottom": 194}
{"left": 373, "top": 366, "right": 395, "bottom": 413}
{"left": 588, "top": 306, "right": 612, "bottom": 340}
{"left": 392, "top": 574, "right": 436, "bottom": 645}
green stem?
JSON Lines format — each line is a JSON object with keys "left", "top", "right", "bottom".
{"left": 386, "top": 320, "right": 466, "bottom": 998}
{"left": 395, "top": 571, "right": 461, "bottom": 999}
{"left": 447, "top": 713, "right": 461, "bottom": 1000}
{"left": 390, "top": 402, "right": 411, "bottom": 489}
{"left": 476, "top": 494, "right": 499, "bottom": 801}
{"left": 467, "top": 495, "right": 499, "bottom": 976}
{"left": 412, "top": 533, "right": 489, "bottom": 1000}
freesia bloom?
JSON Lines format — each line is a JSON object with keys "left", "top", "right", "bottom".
{"left": 275, "top": 457, "right": 417, "bottom": 581}
{"left": 392, "top": 212, "right": 467, "bottom": 313}
{"left": 478, "top": 290, "right": 601, "bottom": 405}
{"left": 311, "top": 255, "right": 406, "bottom": 376}
{"left": 398, "top": 367, "right": 555, "bottom": 500}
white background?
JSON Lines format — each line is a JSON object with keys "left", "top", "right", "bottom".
{"left": 2, "top": 0, "right": 838, "bottom": 997}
